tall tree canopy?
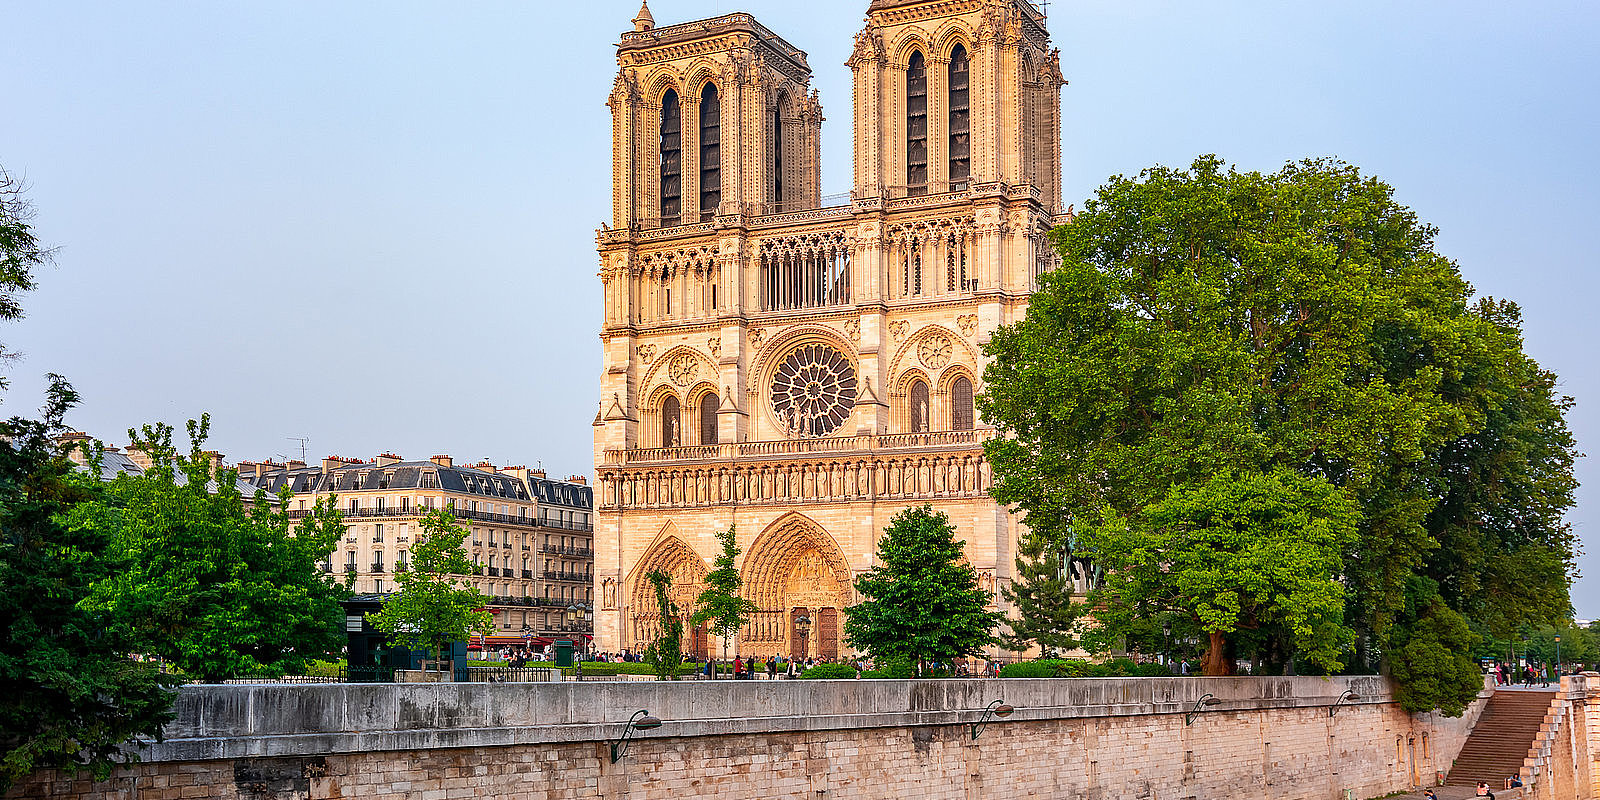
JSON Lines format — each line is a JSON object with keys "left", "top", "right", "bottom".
{"left": 76, "top": 416, "right": 349, "bottom": 683}
{"left": 982, "top": 156, "right": 1576, "bottom": 707}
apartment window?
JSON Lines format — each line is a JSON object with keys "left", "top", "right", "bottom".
{"left": 400, "top": 496, "right": 410, "bottom": 512}
{"left": 348, "top": 498, "right": 359, "bottom": 513}
{"left": 397, "top": 551, "right": 408, "bottom": 570}
{"left": 373, "top": 524, "right": 384, "bottom": 543}
{"left": 374, "top": 496, "right": 385, "bottom": 511}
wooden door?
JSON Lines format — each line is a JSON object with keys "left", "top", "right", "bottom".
{"left": 790, "top": 608, "right": 810, "bottom": 660}
{"left": 690, "top": 625, "right": 709, "bottom": 661}
{"left": 817, "top": 608, "right": 839, "bottom": 660}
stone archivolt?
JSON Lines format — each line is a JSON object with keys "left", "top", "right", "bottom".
{"left": 738, "top": 513, "right": 854, "bottom": 654}
{"left": 626, "top": 529, "right": 710, "bottom": 647}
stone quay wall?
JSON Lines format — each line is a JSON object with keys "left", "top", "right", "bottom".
{"left": 11, "top": 676, "right": 1493, "bottom": 800}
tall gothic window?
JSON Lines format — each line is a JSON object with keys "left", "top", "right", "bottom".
{"left": 948, "top": 44, "right": 970, "bottom": 188}
{"left": 699, "top": 85, "right": 721, "bottom": 221}
{"left": 771, "top": 102, "right": 785, "bottom": 209}
{"left": 906, "top": 52, "right": 928, "bottom": 195}
{"left": 951, "top": 376, "right": 974, "bottom": 431}
{"left": 661, "top": 396, "right": 681, "bottom": 447}
{"left": 660, "top": 89, "right": 682, "bottom": 226}
{"left": 699, "top": 392, "right": 719, "bottom": 444}
{"left": 909, "top": 380, "right": 930, "bottom": 432}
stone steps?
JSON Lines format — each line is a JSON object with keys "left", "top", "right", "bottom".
{"left": 1445, "top": 690, "right": 1556, "bottom": 787}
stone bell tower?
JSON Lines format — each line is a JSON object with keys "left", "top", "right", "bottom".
{"left": 849, "top": 0, "right": 1063, "bottom": 211}
{"left": 606, "top": 0, "right": 824, "bottom": 232}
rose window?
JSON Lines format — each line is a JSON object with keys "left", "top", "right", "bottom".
{"left": 770, "top": 344, "right": 857, "bottom": 437}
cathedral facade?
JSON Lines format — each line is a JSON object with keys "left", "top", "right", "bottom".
{"left": 593, "top": 0, "right": 1065, "bottom": 660}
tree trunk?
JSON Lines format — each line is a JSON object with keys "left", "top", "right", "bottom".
{"left": 1202, "top": 630, "right": 1233, "bottom": 676}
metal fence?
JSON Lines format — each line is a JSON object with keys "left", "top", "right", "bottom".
{"left": 462, "top": 666, "right": 563, "bottom": 683}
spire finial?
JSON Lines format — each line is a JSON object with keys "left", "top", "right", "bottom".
{"left": 632, "top": 0, "right": 655, "bottom": 32}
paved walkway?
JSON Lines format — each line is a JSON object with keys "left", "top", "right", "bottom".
{"left": 1392, "top": 788, "right": 1524, "bottom": 800}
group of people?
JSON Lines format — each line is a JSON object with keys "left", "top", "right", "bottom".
{"left": 1491, "top": 661, "right": 1557, "bottom": 687}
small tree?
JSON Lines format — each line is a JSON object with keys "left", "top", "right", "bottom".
{"left": 690, "top": 525, "right": 758, "bottom": 679}
{"left": 845, "top": 505, "right": 1001, "bottom": 675}
{"left": 1000, "top": 521, "right": 1086, "bottom": 655}
{"left": 368, "top": 509, "right": 493, "bottom": 666}
{"left": 642, "top": 569, "right": 685, "bottom": 681}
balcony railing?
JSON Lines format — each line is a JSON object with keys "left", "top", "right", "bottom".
{"left": 604, "top": 429, "right": 986, "bottom": 465}
{"left": 286, "top": 505, "right": 587, "bottom": 529}
{"left": 540, "top": 545, "right": 595, "bottom": 557}
{"left": 522, "top": 569, "right": 534, "bottom": 579}
{"left": 541, "top": 571, "right": 592, "bottom": 583}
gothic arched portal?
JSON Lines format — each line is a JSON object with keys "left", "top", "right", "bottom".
{"left": 739, "top": 513, "right": 852, "bottom": 660}
{"left": 626, "top": 530, "right": 710, "bottom": 659}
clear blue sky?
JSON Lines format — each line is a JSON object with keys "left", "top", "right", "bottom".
{"left": 7, "top": 2, "right": 1598, "bottom": 612}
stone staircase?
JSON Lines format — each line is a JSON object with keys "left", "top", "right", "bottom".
{"left": 1446, "top": 688, "right": 1558, "bottom": 789}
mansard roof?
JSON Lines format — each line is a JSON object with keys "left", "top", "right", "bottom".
{"left": 246, "top": 460, "right": 592, "bottom": 508}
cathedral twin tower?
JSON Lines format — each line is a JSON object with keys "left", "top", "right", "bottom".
{"left": 593, "top": 0, "right": 1065, "bottom": 659}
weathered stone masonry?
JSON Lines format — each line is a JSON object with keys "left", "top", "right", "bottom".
{"left": 11, "top": 676, "right": 1497, "bottom": 800}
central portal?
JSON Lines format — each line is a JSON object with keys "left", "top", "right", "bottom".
{"left": 741, "top": 513, "right": 852, "bottom": 659}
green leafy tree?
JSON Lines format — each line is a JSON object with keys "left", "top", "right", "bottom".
{"left": 0, "top": 167, "right": 49, "bottom": 372}
{"left": 982, "top": 157, "right": 1575, "bottom": 698}
{"left": 642, "top": 569, "right": 685, "bottom": 681}
{"left": 1387, "top": 578, "right": 1482, "bottom": 715}
{"left": 368, "top": 509, "right": 493, "bottom": 663}
{"left": 1087, "top": 470, "right": 1358, "bottom": 675}
{"left": 0, "top": 379, "right": 176, "bottom": 790}
{"left": 1000, "top": 521, "right": 1086, "bottom": 654}
{"left": 75, "top": 416, "right": 347, "bottom": 683}
{"left": 690, "top": 525, "right": 757, "bottom": 679}
{"left": 845, "top": 505, "right": 1001, "bottom": 675}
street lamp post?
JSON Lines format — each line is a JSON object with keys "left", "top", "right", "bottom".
{"left": 1555, "top": 635, "right": 1562, "bottom": 678}
{"left": 794, "top": 613, "right": 812, "bottom": 662}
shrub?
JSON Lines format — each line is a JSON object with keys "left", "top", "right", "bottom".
{"left": 799, "top": 663, "right": 859, "bottom": 680}
{"left": 860, "top": 658, "right": 916, "bottom": 679}
{"left": 1133, "top": 662, "right": 1174, "bottom": 677}
{"left": 1104, "top": 657, "right": 1139, "bottom": 676}
{"left": 998, "top": 661, "right": 1058, "bottom": 678}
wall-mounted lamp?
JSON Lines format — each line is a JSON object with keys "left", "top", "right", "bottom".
{"left": 610, "top": 709, "right": 662, "bottom": 763}
{"left": 1329, "top": 689, "right": 1361, "bottom": 718}
{"left": 970, "top": 700, "right": 1015, "bottom": 740}
{"left": 1184, "top": 693, "right": 1222, "bottom": 726}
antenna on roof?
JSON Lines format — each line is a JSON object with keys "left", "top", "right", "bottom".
{"left": 286, "top": 436, "right": 309, "bottom": 461}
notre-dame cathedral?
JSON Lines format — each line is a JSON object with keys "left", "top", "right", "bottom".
{"left": 592, "top": 0, "right": 1065, "bottom": 660}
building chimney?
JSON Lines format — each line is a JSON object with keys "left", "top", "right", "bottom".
{"left": 566, "top": 475, "right": 588, "bottom": 485}
{"left": 376, "top": 453, "right": 402, "bottom": 467}
{"left": 473, "top": 461, "right": 498, "bottom": 474}
{"left": 529, "top": 469, "right": 547, "bottom": 480}
{"left": 430, "top": 455, "right": 453, "bottom": 468}
{"left": 286, "top": 459, "right": 306, "bottom": 470}
{"left": 124, "top": 443, "right": 154, "bottom": 472}
{"left": 501, "top": 465, "right": 529, "bottom": 483}
{"left": 56, "top": 432, "right": 91, "bottom": 466}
